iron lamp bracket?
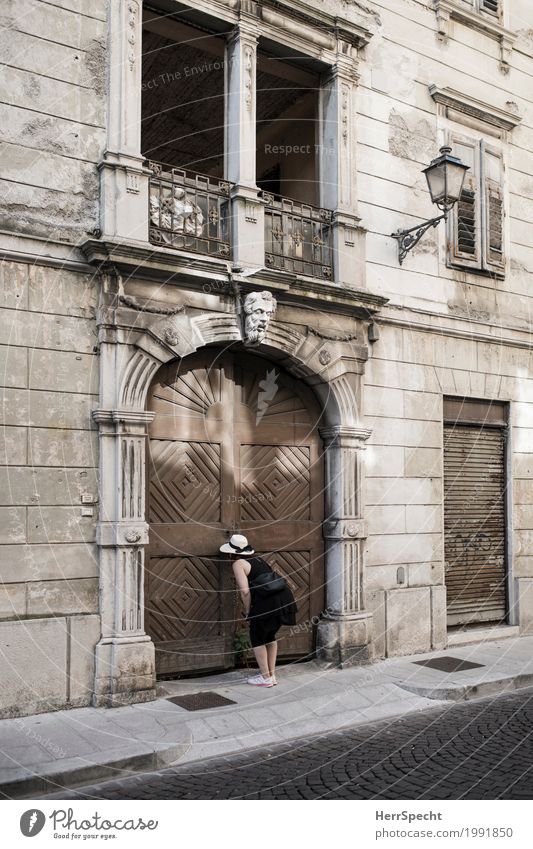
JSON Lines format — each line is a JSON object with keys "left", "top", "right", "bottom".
{"left": 391, "top": 212, "right": 447, "bottom": 266}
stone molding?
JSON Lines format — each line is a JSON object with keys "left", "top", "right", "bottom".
{"left": 92, "top": 409, "right": 155, "bottom": 427}
{"left": 433, "top": 0, "right": 516, "bottom": 73}
{"left": 83, "top": 237, "right": 388, "bottom": 318}
{"left": 192, "top": 0, "right": 377, "bottom": 57}
{"left": 429, "top": 84, "right": 522, "bottom": 131}
{"left": 319, "top": 425, "right": 373, "bottom": 448}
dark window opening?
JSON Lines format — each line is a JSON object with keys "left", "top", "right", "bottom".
{"left": 141, "top": 16, "right": 225, "bottom": 177}
{"left": 256, "top": 49, "right": 320, "bottom": 206}
{"left": 257, "top": 163, "right": 281, "bottom": 199}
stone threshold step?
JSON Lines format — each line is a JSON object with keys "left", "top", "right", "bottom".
{"left": 447, "top": 625, "right": 519, "bottom": 648}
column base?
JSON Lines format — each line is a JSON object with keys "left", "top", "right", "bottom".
{"left": 316, "top": 611, "right": 373, "bottom": 668}
{"left": 92, "top": 636, "right": 157, "bottom": 708}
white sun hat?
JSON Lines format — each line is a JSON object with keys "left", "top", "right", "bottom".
{"left": 219, "top": 533, "right": 255, "bottom": 555}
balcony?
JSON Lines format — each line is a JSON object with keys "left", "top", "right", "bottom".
{"left": 147, "top": 162, "right": 335, "bottom": 279}
{"left": 148, "top": 163, "right": 232, "bottom": 259}
{"left": 262, "top": 193, "right": 333, "bottom": 280}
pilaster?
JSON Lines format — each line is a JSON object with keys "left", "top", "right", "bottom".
{"left": 317, "top": 425, "right": 373, "bottom": 666}
{"left": 91, "top": 408, "right": 156, "bottom": 706}
{"left": 99, "top": 0, "right": 150, "bottom": 242}
{"left": 319, "top": 42, "right": 365, "bottom": 287}
{"left": 225, "top": 18, "right": 264, "bottom": 268}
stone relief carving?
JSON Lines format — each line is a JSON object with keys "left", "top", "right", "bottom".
{"left": 163, "top": 325, "right": 180, "bottom": 347}
{"left": 119, "top": 294, "right": 185, "bottom": 315}
{"left": 244, "top": 45, "right": 254, "bottom": 112}
{"left": 125, "top": 528, "right": 142, "bottom": 543}
{"left": 341, "top": 84, "right": 350, "bottom": 146}
{"left": 126, "top": 171, "right": 140, "bottom": 193}
{"left": 309, "top": 326, "right": 359, "bottom": 342}
{"left": 127, "top": 1, "right": 138, "bottom": 71}
{"left": 242, "top": 290, "right": 277, "bottom": 344}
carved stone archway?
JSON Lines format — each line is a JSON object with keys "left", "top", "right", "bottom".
{"left": 92, "top": 279, "right": 374, "bottom": 705}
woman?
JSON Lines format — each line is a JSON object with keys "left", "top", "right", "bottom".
{"left": 220, "top": 534, "right": 297, "bottom": 687}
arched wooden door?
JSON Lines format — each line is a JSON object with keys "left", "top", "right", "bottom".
{"left": 145, "top": 348, "right": 325, "bottom": 676}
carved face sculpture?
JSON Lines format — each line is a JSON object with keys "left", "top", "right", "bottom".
{"left": 243, "top": 291, "right": 276, "bottom": 344}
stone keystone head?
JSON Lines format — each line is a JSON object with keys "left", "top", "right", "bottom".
{"left": 243, "top": 290, "right": 277, "bottom": 344}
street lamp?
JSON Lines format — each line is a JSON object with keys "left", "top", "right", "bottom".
{"left": 392, "top": 145, "right": 470, "bottom": 265}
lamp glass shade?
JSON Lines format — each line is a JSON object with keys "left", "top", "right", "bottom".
{"left": 423, "top": 147, "right": 469, "bottom": 211}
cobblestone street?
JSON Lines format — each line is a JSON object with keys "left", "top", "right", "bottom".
{"left": 48, "top": 689, "right": 533, "bottom": 801}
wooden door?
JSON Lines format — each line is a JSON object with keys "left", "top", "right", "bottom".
{"left": 145, "top": 349, "right": 325, "bottom": 676}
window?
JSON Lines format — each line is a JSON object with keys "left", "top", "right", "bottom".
{"left": 461, "top": 0, "right": 502, "bottom": 18}
{"left": 478, "top": 0, "right": 502, "bottom": 19}
{"left": 433, "top": 1, "right": 512, "bottom": 72}
{"left": 448, "top": 136, "right": 505, "bottom": 276}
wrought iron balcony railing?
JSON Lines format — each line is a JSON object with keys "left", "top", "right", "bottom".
{"left": 262, "top": 193, "right": 333, "bottom": 280}
{"left": 148, "top": 162, "right": 232, "bottom": 258}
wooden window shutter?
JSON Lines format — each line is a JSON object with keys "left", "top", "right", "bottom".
{"left": 449, "top": 137, "right": 482, "bottom": 269}
{"left": 483, "top": 145, "right": 505, "bottom": 273}
{"left": 479, "top": 0, "right": 501, "bottom": 19}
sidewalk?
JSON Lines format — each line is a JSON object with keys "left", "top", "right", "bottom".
{"left": 1, "top": 632, "right": 532, "bottom": 798}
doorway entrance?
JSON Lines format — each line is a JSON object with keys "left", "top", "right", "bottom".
{"left": 145, "top": 348, "right": 325, "bottom": 676}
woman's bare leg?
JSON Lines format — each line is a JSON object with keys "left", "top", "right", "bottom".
{"left": 252, "top": 645, "right": 270, "bottom": 678}
{"left": 266, "top": 641, "right": 277, "bottom": 678}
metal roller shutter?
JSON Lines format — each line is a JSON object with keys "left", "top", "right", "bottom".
{"left": 443, "top": 423, "right": 507, "bottom": 626}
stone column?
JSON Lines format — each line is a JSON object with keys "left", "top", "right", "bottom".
{"left": 225, "top": 18, "right": 264, "bottom": 269}
{"left": 99, "top": 0, "right": 150, "bottom": 242}
{"left": 91, "top": 409, "right": 156, "bottom": 706}
{"left": 319, "top": 41, "right": 365, "bottom": 287}
{"left": 316, "top": 425, "right": 373, "bottom": 666}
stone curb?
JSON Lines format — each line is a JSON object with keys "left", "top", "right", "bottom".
{"left": 399, "top": 673, "right": 533, "bottom": 702}
{"left": 3, "top": 667, "right": 532, "bottom": 798}
{"left": 1, "top": 740, "right": 190, "bottom": 800}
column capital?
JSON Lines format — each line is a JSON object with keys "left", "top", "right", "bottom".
{"left": 322, "top": 57, "right": 359, "bottom": 87}
{"left": 93, "top": 408, "right": 155, "bottom": 437}
{"left": 92, "top": 408, "right": 155, "bottom": 428}
{"left": 227, "top": 18, "right": 260, "bottom": 47}
{"left": 319, "top": 425, "right": 372, "bottom": 448}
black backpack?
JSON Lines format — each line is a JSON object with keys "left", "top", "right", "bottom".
{"left": 250, "top": 568, "right": 287, "bottom": 596}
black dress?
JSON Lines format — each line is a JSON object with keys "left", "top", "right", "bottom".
{"left": 246, "top": 556, "right": 297, "bottom": 648}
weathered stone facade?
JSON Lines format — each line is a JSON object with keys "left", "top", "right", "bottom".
{"left": 1, "top": 0, "right": 533, "bottom": 717}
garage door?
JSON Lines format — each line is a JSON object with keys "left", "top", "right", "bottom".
{"left": 443, "top": 398, "right": 508, "bottom": 627}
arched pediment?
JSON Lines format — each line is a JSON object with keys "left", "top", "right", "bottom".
{"left": 116, "top": 307, "right": 368, "bottom": 428}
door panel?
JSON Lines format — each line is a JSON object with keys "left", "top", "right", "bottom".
{"left": 149, "top": 440, "right": 221, "bottom": 523}
{"left": 146, "top": 349, "right": 325, "bottom": 676}
{"left": 240, "top": 444, "right": 311, "bottom": 520}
